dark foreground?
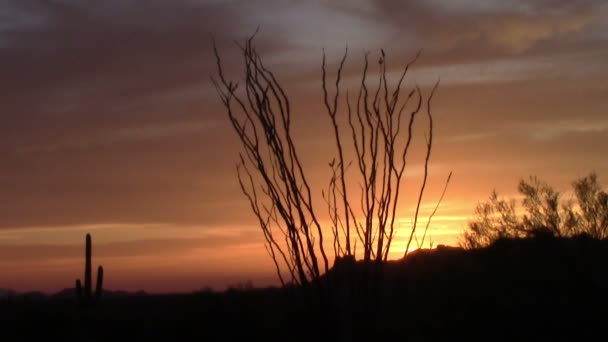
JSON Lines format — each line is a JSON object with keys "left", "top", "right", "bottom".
{"left": 2, "top": 234, "right": 608, "bottom": 341}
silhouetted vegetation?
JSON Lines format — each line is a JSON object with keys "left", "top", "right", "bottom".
{"left": 462, "top": 173, "right": 608, "bottom": 248}
{"left": 212, "top": 32, "right": 451, "bottom": 293}
{"left": 75, "top": 233, "right": 104, "bottom": 308}
{"left": 2, "top": 234, "right": 608, "bottom": 340}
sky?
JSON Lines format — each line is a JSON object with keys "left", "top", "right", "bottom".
{"left": 1, "top": 0, "right": 607, "bottom": 293}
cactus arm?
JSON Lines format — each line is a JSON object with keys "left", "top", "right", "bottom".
{"left": 95, "top": 265, "right": 104, "bottom": 301}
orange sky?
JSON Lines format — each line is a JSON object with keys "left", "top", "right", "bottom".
{"left": 1, "top": 0, "right": 607, "bottom": 294}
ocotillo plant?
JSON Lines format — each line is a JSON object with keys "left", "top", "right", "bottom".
{"left": 75, "top": 233, "right": 104, "bottom": 306}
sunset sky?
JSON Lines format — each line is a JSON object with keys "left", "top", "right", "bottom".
{"left": 1, "top": 0, "right": 607, "bottom": 293}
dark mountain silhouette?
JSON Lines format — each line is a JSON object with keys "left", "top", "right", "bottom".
{"left": 53, "top": 288, "right": 148, "bottom": 300}
{"left": 0, "top": 289, "right": 17, "bottom": 300}
{"left": 0, "top": 288, "right": 149, "bottom": 301}
{"left": 2, "top": 234, "right": 607, "bottom": 341}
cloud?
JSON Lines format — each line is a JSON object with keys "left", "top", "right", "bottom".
{"left": 320, "top": 0, "right": 605, "bottom": 61}
{"left": 0, "top": 1, "right": 48, "bottom": 33}
{"left": 412, "top": 50, "right": 606, "bottom": 86}
{"left": 0, "top": 222, "right": 260, "bottom": 261}
{"left": 0, "top": 236, "right": 258, "bottom": 262}
{"left": 441, "top": 133, "right": 497, "bottom": 143}
{"left": 0, "top": 0, "right": 607, "bottom": 233}
{"left": 478, "top": 10, "right": 594, "bottom": 54}
{"left": 17, "top": 120, "right": 222, "bottom": 153}
{"left": 525, "top": 120, "right": 608, "bottom": 141}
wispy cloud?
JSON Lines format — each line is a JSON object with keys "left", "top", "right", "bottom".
{"left": 526, "top": 119, "right": 608, "bottom": 141}
{"left": 0, "top": 222, "right": 260, "bottom": 260}
{"left": 17, "top": 120, "right": 222, "bottom": 154}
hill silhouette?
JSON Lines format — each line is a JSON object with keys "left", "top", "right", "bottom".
{"left": 2, "top": 234, "right": 607, "bottom": 341}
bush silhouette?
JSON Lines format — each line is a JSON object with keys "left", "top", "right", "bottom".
{"left": 462, "top": 172, "right": 608, "bottom": 248}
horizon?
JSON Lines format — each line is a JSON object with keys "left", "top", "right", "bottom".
{"left": 1, "top": 0, "right": 607, "bottom": 294}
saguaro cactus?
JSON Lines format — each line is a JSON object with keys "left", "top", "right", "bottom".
{"left": 75, "top": 233, "right": 104, "bottom": 306}
{"left": 84, "top": 234, "right": 92, "bottom": 302}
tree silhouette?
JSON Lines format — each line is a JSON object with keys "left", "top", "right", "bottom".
{"left": 462, "top": 172, "right": 608, "bottom": 248}
{"left": 212, "top": 32, "right": 450, "bottom": 286}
